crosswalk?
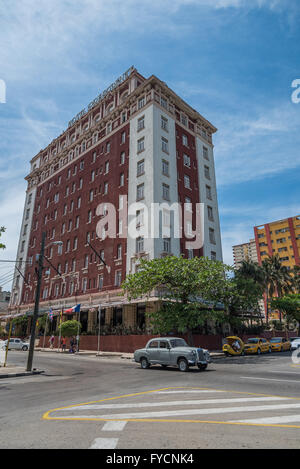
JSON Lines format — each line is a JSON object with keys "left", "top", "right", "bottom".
{"left": 45, "top": 387, "right": 300, "bottom": 429}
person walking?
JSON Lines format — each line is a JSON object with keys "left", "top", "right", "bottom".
{"left": 61, "top": 337, "right": 67, "bottom": 353}
{"left": 69, "top": 336, "right": 75, "bottom": 354}
{"left": 49, "top": 335, "right": 55, "bottom": 350}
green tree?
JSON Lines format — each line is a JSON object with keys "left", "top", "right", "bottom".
{"left": 59, "top": 320, "right": 81, "bottom": 337}
{"left": 0, "top": 227, "right": 6, "bottom": 250}
{"left": 122, "top": 256, "right": 232, "bottom": 345}
{"left": 271, "top": 294, "right": 300, "bottom": 335}
{"left": 262, "top": 255, "right": 293, "bottom": 322}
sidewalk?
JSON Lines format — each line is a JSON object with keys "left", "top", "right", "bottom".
{"left": 35, "top": 347, "right": 225, "bottom": 359}
{"left": 0, "top": 366, "right": 44, "bottom": 379}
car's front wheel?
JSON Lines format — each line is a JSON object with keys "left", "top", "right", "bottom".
{"left": 22, "top": 346, "right": 28, "bottom": 351}
{"left": 178, "top": 358, "right": 189, "bottom": 372}
{"left": 140, "top": 357, "right": 150, "bottom": 369}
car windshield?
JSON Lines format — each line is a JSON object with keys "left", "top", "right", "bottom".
{"left": 270, "top": 338, "right": 282, "bottom": 343}
{"left": 169, "top": 339, "right": 188, "bottom": 348}
{"left": 247, "top": 339, "right": 259, "bottom": 344}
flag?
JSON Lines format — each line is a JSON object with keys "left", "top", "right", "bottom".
{"left": 48, "top": 308, "right": 53, "bottom": 322}
{"left": 64, "top": 304, "right": 81, "bottom": 315}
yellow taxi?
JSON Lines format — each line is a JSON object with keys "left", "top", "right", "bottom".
{"left": 244, "top": 338, "right": 271, "bottom": 355}
{"left": 269, "top": 337, "right": 291, "bottom": 352}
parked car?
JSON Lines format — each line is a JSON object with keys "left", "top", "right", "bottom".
{"left": 291, "top": 339, "right": 300, "bottom": 351}
{"left": 269, "top": 337, "right": 291, "bottom": 352}
{"left": 134, "top": 337, "right": 211, "bottom": 372}
{"left": 244, "top": 337, "right": 271, "bottom": 355}
{"left": 290, "top": 337, "right": 300, "bottom": 343}
{"left": 0, "top": 340, "right": 6, "bottom": 350}
{"left": 4, "top": 338, "right": 30, "bottom": 351}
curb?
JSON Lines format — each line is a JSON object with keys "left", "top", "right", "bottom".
{"left": 0, "top": 370, "right": 44, "bottom": 379}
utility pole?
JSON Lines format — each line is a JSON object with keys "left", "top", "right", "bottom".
{"left": 26, "top": 232, "right": 46, "bottom": 372}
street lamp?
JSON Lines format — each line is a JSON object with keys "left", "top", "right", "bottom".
{"left": 26, "top": 234, "right": 63, "bottom": 372}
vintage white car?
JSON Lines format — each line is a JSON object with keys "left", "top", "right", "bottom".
{"left": 134, "top": 337, "right": 211, "bottom": 372}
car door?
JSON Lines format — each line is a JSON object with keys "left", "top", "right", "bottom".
{"left": 158, "top": 340, "right": 171, "bottom": 365}
{"left": 261, "top": 339, "right": 268, "bottom": 353}
{"left": 9, "top": 339, "right": 16, "bottom": 350}
{"left": 14, "top": 339, "right": 22, "bottom": 350}
{"left": 147, "top": 340, "right": 160, "bottom": 364}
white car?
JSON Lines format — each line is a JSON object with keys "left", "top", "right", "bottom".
{"left": 4, "top": 338, "right": 30, "bottom": 351}
{"left": 291, "top": 339, "right": 300, "bottom": 351}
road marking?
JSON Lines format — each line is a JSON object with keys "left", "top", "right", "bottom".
{"left": 57, "top": 402, "right": 300, "bottom": 421}
{"left": 59, "top": 396, "right": 288, "bottom": 411}
{"left": 267, "top": 371, "right": 300, "bottom": 375}
{"left": 156, "top": 390, "right": 225, "bottom": 394}
{"left": 240, "top": 377, "right": 300, "bottom": 383}
{"left": 102, "top": 421, "right": 127, "bottom": 431}
{"left": 90, "top": 438, "right": 118, "bottom": 449}
{"left": 231, "top": 415, "right": 300, "bottom": 425}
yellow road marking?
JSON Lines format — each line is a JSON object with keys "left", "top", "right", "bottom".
{"left": 42, "top": 386, "right": 300, "bottom": 430}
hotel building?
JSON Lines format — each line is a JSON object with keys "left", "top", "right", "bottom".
{"left": 9, "top": 67, "right": 222, "bottom": 332}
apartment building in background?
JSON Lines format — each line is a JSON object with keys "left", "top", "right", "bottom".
{"left": 9, "top": 67, "right": 222, "bottom": 332}
{"left": 254, "top": 215, "right": 300, "bottom": 270}
{"left": 232, "top": 239, "right": 258, "bottom": 269}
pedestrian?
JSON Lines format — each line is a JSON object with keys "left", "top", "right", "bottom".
{"left": 49, "top": 335, "right": 55, "bottom": 350}
{"left": 61, "top": 337, "right": 67, "bottom": 353}
{"left": 69, "top": 336, "right": 75, "bottom": 354}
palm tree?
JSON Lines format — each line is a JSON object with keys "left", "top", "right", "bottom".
{"left": 261, "top": 255, "right": 293, "bottom": 323}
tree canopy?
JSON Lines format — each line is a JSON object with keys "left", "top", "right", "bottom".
{"left": 0, "top": 227, "right": 6, "bottom": 250}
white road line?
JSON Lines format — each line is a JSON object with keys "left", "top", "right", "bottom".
{"left": 231, "top": 415, "right": 300, "bottom": 425}
{"left": 240, "top": 377, "right": 300, "bottom": 383}
{"left": 102, "top": 421, "right": 127, "bottom": 432}
{"left": 90, "top": 438, "right": 118, "bottom": 449}
{"left": 61, "top": 396, "right": 287, "bottom": 411}
{"left": 58, "top": 402, "right": 300, "bottom": 420}
{"left": 156, "top": 390, "right": 225, "bottom": 394}
{"left": 267, "top": 371, "right": 300, "bottom": 375}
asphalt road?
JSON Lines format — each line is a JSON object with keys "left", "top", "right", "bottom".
{"left": 1, "top": 350, "right": 300, "bottom": 449}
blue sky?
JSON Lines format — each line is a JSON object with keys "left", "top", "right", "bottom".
{"left": 0, "top": 0, "right": 299, "bottom": 287}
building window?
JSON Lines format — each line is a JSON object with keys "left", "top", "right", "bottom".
{"left": 121, "top": 131, "right": 126, "bottom": 144}
{"left": 162, "top": 160, "right": 169, "bottom": 176}
{"left": 137, "top": 160, "right": 145, "bottom": 177}
{"left": 73, "top": 237, "right": 78, "bottom": 250}
{"left": 161, "top": 116, "right": 168, "bottom": 131}
{"left": 182, "top": 134, "right": 188, "bottom": 147}
{"left": 209, "top": 228, "right": 216, "bottom": 245}
{"left": 138, "top": 116, "right": 145, "bottom": 131}
{"left": 84, "top": 255, "right": 89, "bottom": 269}
{"left": 211, "top": 251, "right": 217, "bottom": 261}
{"left": 106, "top": 142, "right": 111, "bottom": 153}
{"left": 161, "top": 97, "right": 167, "bottom": 109}
{"left": 162, "top": 183, "right": 170, "bottom": 200}
{"left": 203, "top": 147, "right": 209, "bottom": 160}
{"left": 115, "top": 270, "right": 122, "bottom": 287}
{"left": 82, "top": 278, "right": 87, "bottom": 293}
{"left": 91, "top": 170, "right": 96, "bottom": 182}
{"left": 204, "top": 165, "right": 211, "bottom": 180}
{"left": 206, "top": 185, "right": 212, "bottom": 200}
{"left": 120, "top": 152, "right": 125, "bottom": 165}
{"left": 104, "top": 182, "right": 108, "bottom": 195}
{"left": 162, "top": 137, "right": 169, "bottom": 153}
{"left": 104, "top": 162, "right": 109, "bottom": 175}
{"left": 181, "top": 115, "right": 187, "bottom": 126}
{"left": 98, "top": 275, "right": 104, "bottom": 290}
{"left": 183, "top": 154, "right": 191, "bottom": 168}
{"left": 137, "top": 184, "right": 144, "bottom": 201}
{"left": 187, "top": 249, "right": 194, "bottom": 259}
{"left": 138, "top": 97, "right": 145, "bottom": 109}
{"left": 137, "top": 138, "right": 145, "bottom": 153}
{"left": 136, "top": 237, "right": 144, "bottom": 253}
{"left": 88, "top": 211, "right": 92, "bottom": 223}
{"left": 77, "top": 197, "right": 81, "bottom": 209}
{"left": 208, "top": 206, "right": 214, "bottom": 221}
{"left": 163, "top": 238, "right": 171, "bottom": 253}
{"left": 119, "top": 173, "right": 125, "bottom": 187}
{"left": 117, "top": 244, "right": 122, "bottom": 260}
{"left": 184, "top": 175, "right": 191, "bottom": 189}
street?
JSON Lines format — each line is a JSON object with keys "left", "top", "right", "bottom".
{"left": 1, "top": 350, "right": 300, "bottom": 449}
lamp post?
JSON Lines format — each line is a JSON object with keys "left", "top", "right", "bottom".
{"left": 26, "top": 235, "right": 63, "bottom": 372}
